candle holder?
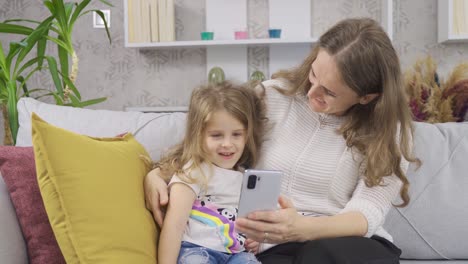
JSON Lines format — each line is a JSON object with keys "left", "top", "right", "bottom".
{"left": 268, "top": 29, "right": 282, "bottom": 38}
{"left": 201, "top": 31, "right": 214, "bottom": 40}
{"left": 234, "top": 30, "right": 248, "bottom": 40}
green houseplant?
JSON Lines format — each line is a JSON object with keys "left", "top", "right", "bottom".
{"left": 0, "top": 0, "right": 111, "bottom": 145}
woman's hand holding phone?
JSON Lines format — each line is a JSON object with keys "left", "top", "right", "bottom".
{"left": 236, "top": 196, "right": 303, "bottom": 244}
{"left": 236, "top": 169, "right": 306, "bottom": 245}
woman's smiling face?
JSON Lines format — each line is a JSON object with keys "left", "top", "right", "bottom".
{"left": 307, "top": 49, "right": 363, "bottom": 116}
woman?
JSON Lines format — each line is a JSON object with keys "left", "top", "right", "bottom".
{"left": 145, "top": 18, "right": 418, "bottom": 264}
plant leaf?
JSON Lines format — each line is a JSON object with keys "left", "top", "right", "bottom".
{"left": 37, "top": 28, "right": 48, "bottom": 68}
{"left": 6, "top": 42, "right": 22, "bottom": 71}
{"left": 0, "top": 23, "right": 33, "bottom": 35}
{"left": 0, "top": 81, "right": 7, "bottom": 103}
{"left": 57, "top": 35, "right": 69, "bottom": 85}
{"left": 69, "top": 0, "right": 91, "bottom": 31}
{"left": 99, "top": 0, "right": 114, "bottom": 7}
{"left": 81, "top": 9, "right": 111, "bottom": 44}
{"left": 46, "top": 36, "right": 72, "bottom": 53}
{"left": 59, "top": 71, "right": 81, "bottom": 100}
{"left": 19, "top": 89, "right": 34, "bottom": 97}
{"left": 45, "top": 56, "right": 63, "bottom": 97}
{"left": 14, "top": 16, "right": 53, "bottom": 75}
{"left": 17, "top": 57, "right": 41, "bottom": 76}
{"left": 6, "top": 80, "right": 18, "bottom": 142}
{"left": 51, "top": 0, "right": 69, "bottom": 34}
{"left": 65, "top": 97, "right": 106, "bottom": 107}
{"left": 44, "top": 0, "right": 56, "bottom": 15}
{"left": 33, "top": 92, "right": 53, "bottom": 100}
{"left": 64, "top": 2, "right": 75, "bottom": 23}
{"left": 18, "top": 66, "right": 41, "bottom": 95}
{"left": 68, "top": 93, "right": 81, "bottom": 107}
{"left": 47, "top": 91, "right": 64, "bottom": 105}
{"left": 3, "top": 18, "right": 41, "bottom": 24}
{"left": 20, "top": 87, "right": 49, "bottom": 97}
{"left": 0, "top": 69, "right": 7, "bottom": 83}
{"left": 0, "top": 43, "right": 7, "bottom": 74}
{"left": 16, "top": 75, "right": 29, "bottom": 96}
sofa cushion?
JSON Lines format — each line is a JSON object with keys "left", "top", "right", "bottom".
{"left": 17, "top": 97, "right": 187, "bottom": 161}
{"left": 0, "top": 146, "right": 65, "bottom": 264}
{"left": 384, "top": 121, "right": 468, "bottom": 259}
{"left": 400, "top": 261, "right": 468, "bottom": 264}
{"left": 0, "top": 175, "right": 28, "bottom": 264}
{"left": 32, "top": 114, "right": 157, "bottom": 263}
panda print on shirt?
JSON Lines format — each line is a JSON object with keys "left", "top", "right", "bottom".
{"left": 191, "top": 194, "right": 244, "bottom": 253}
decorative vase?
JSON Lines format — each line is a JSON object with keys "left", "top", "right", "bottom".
{"left": 208, "top": 67, "right": 225, "bottom": 84}
{"left": 250, "top": 70, "right": 266, "bottom": 82}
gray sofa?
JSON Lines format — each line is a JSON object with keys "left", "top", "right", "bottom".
{"left": 1, "top": 97, "right": 467, "bottom": 263}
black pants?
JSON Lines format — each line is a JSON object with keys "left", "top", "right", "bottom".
{"left": 256, "top": 236, "right": 401, "bottom": 264}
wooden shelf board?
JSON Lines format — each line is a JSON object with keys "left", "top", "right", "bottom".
{"left": 125, "top": 37, "right": 318, "bottom": 48}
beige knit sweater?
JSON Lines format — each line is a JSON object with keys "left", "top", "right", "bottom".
{"left": 257, "top": 79, "right": 408, "bottom": 242}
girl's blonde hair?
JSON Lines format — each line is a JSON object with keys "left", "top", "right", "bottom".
{"left": 272, "top": 18, "right": 418, "bottom": 207}
{"left": 157, "top": 81, "right": 267, "bottom": 188}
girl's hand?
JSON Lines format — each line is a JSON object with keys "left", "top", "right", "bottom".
{"left": 144, "top": 168, "right": 169, "bottom": 226}
{"left": 244, "top": 238, "right": 260, "bottom": 254}
{"left": 235, "top": 196, "right": 304, "bottom": 244}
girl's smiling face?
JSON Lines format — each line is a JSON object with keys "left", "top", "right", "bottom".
{"left": 204, "top": 110, "right": 246, "bottom": 169}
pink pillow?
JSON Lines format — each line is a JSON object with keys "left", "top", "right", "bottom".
{"left": 0, "top": 146, "right": 65, "bottom": 264}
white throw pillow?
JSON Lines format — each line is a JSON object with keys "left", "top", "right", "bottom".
{"left": 16, "top": 97, "right": 187, "bottom": 161}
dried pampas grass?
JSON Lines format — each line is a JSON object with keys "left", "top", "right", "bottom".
{"left": 404, "top": 56, "right": 468, "bottom": 123}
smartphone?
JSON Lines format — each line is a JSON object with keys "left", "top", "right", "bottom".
{"left": 237, "top": 169, "right": 283, "bottom": 218}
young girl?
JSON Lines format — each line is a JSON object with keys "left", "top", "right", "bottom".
{"left": 157, "top": 81, "right": 266, "bottom": 264}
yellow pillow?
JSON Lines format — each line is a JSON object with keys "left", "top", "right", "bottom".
{"left": 31, "top": 113, "right": 157, "bottom": 264}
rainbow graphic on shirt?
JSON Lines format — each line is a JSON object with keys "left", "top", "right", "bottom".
{"left": 190, "top": 200, "right": 242, "bottom": 253}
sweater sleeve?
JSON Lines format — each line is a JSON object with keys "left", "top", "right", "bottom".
{"left": 340, "top": 156, "right": 409, "bottom": 237}
{"left": 260, "top": 79, "right": 294, "bottom": 124}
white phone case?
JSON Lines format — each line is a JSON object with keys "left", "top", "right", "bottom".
{"left": 237, "top": 169, "right": 283, "bottom": 218}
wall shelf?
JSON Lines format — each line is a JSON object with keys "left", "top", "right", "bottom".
{"left": 126, "top": 106, "right": 188, "bottom": 112}
{"left": 124, "top": 0, "right": 394, "bottom": 81}
{"left": 125, "top": 37, "right": 319, "bottom": 48}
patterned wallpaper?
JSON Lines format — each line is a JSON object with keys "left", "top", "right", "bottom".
{"left": 1, "top": 0, "right": 467, "bottom": 140}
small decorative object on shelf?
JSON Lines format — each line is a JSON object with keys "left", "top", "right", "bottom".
{"left": 268, "top": 28, "right": 282, "bottom": 38}
{"left": 250, "top": 70, "right": 266, "bottom": 82}
{"left": 201, "top": 31, "right": 214, "bottom": 40}
{"left": 208, "top": 67, "right": 225, "bottom": 84}
{"left": 405, "top": 56, "right": 468, "bottom": 123}
{"left": 234, "top": 30, "right": 248, "bottom": 40}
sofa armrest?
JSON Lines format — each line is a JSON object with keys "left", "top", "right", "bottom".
{"left": 384, "top": 122, "right": 468, "bottom": 259}
{"left": 0, "top": 174, "right": 28, "bottom": 264}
